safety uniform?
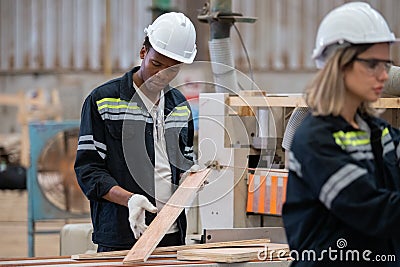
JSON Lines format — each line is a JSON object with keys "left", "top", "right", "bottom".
{"left": 283, "top": 113, "right": 400, "bottom": 266}
{"left": 74, "top": 67, "right": 194, "bottom": 248}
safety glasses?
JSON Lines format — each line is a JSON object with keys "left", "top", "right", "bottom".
{"left": 354, "top": 57, "right": 394, "bottom": 76}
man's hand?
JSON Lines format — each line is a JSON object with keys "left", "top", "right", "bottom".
{"left": 127, "top": 194, "right": 158, "bottom": 239}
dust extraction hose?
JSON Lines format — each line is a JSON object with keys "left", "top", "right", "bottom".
{"left": 209, "top": 38, "right": 239, "bottom": 94}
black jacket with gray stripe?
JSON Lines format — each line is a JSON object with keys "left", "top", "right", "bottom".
{"left": 283, "top": 113, "right": 400, "bottom": 267}
{"left": 74, "top": 67, "right": 194, "bottom": 248}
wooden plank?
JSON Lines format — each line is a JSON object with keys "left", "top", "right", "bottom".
{"left": 123, "top": 169, "right": 212, "bottom": 264}
{"left": 229, "top": 96, "right": 307, "bottom": 108}
{"left": 177, "top": 243, "right": 290, "bottom": 263}
{"left": 229, "top": 95, "right": 400, "bottom": 109}
{"left": 72, "top": 239, "right": 271, "bottom": 260}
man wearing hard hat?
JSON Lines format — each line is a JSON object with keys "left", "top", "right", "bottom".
{"left": 75, "top": 12, "right": 197, "bottom": 252}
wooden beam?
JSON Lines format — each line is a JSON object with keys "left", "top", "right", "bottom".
{"left": 72, "top": 238, "right": 271, "bottom": 260}
{"left": 123, "top": 169, "right": 212, "bottom": 263}
{"left": 229, "top": 96, "right": 306, "bottom": 108}
{"left": 229, "top": 95, "right": 400, "bottom": 109}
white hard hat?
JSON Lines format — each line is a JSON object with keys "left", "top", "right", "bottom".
{"left": 144, "top": 12, "right": 197, "bottom": 64}
{"left": 312, "top": 2, "right": 398, "bottom": 69}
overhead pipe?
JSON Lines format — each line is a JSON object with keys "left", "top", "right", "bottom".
{"left": 198, "top": 0, "right": 256, "bottom": 94}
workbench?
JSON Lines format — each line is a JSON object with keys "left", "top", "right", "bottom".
{"left": 0, "top": 256, "right": 291, "bottom": 267}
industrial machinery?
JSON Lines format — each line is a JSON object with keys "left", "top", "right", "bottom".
{"left": 196, "top": 91, "right": 287, "bottom": 230}
{"left": 27, "top": 121, "right": 89, "bottom": 256}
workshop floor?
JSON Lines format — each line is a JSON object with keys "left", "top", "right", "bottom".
{"left": 0, "top": 190, "right": 90, "bottom": 258}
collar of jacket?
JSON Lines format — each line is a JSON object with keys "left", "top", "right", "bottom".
{"left": 119, "top": 67, "right": 180, "bottom": 118}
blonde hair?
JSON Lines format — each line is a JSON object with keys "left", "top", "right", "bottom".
{"left": 305, "top": 44, "right": 378, "bottom": 116}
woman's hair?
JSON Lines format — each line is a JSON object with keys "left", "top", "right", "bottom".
{"left": 305, "top": 43, "right": 377, "bottom": 116}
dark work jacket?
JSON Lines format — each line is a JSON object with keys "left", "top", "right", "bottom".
{"left": 74, "top": 67, "right": 194, "bottom": 248}
{"left": 283, "top": 113, "right": 400, "bottom": 267}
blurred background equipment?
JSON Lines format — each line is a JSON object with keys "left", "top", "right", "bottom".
{"left": 27, "top": 121, "right": 89, "bottom": 257}
{"left": 0, "top": 133, "right": 26, "bottom": 190}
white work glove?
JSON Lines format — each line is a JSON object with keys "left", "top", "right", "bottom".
{"left": 127, "top": 194, "right": 158, "bottom": 239}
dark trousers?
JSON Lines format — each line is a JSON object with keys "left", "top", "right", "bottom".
{"left": 97, "top": 232, "right": 182, "bottom": 252}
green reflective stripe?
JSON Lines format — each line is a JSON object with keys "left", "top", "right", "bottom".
{"left": 381, "top": 128, "right": 391, "bottom": 144}
{"left": 170, "top": 106, "right": 191, "bottom": 117}
{"left": 96, "top": 98, "right": 140, "bottom": 111}
{"left": 333, "top": 130, "right": 370, "bottom": 149}
{"left": 175, "top": 106, "right": 190, "bottom": 111}
{"left": 171, "top": 112, "right": 190, "bottom": 116}
{"left": 382, "top": 127, "right": 389, "bottom": 137}
{"left": 97, "top": 98, "right": 116, "bottom": 104}
{"left": 380, "top": 127, "right": 395, "bottom": 155}
{"left": 96, "top": 98, "right": 126, "bottom": 104}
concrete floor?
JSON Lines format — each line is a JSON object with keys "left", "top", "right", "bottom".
{"left": 0, "top": 190, "right": 90, "bottom": 258}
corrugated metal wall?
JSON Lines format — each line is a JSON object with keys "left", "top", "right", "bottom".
{"left": 0, "top": 0, "right": 152, "bottom": 73}
{"left": 1, "top": 0, "right": 399, "bottom": 73}
{"left": 232, "top": 0, "right": 400, "bottom": 71}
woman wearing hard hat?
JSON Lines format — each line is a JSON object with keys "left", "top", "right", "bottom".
{"left": 282, "top": 2, "right": 400, "bottom": 266}
{"left": 75, "top": 12, "right": 197, "bottom": 252}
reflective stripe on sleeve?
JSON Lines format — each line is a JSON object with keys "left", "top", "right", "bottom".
{"left": 288, "top": 151, "right": 302, "bottom": 177}
{"left": 184, "top": 146, "right": 194, "bottom": 158}
{"left": 383, "top": 142, "right": 395, "bottom": 156}
{"left": 381, "top": 128, "right": 395, "bottom": 156}
{"left": 165, "top": 121, "right": 187, "bottom": 130}
{"left": 77, "top": 135, "right": 107, "bottom": 159}
{"left": 397, "top": 143, "right": 400, "bottom": 158}
{"left": 319, "top": 164, "right": 367, "bottom": 209}
{"left": 350, "top": 151, "right": 374, "bottom": 161}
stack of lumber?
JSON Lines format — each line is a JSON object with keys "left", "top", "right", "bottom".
{"left": 177, "top": 242, "right": 290, "bottom": 263}
{"left": 72, "top": 239, "right": 290, "bottom": 263}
